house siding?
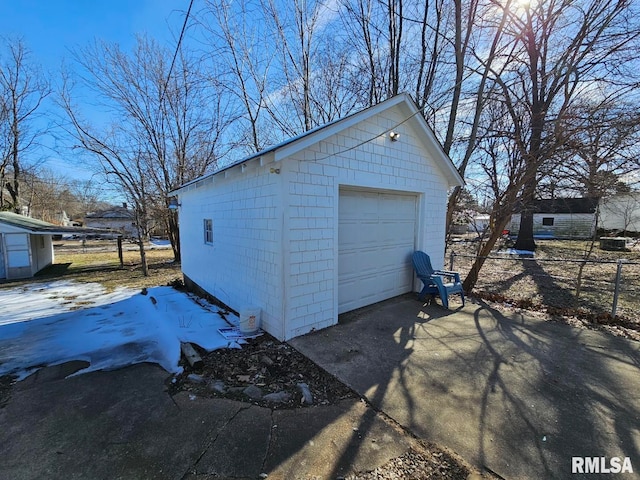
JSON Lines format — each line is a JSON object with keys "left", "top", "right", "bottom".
{"left": 599, "top": 194, "right": 640, "bottom": 232}
{"left": 178, "top": 163, "right": 284, "bottom": 338}
{"left": 510, "top": 213, "right": 595, "bottom": 239}
{"left": 84, "top": 218, "right": 137, "bottom": 237}
{"left": 281, "top": 108, "right": 449, "bottom": 339}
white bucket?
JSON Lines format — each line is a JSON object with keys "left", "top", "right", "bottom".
{"left": 239, "top": 306, "right": 261, "bottom": 334}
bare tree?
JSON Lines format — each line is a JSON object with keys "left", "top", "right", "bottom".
{"left": 61, "top": 84, "right": 154, "bottom": 275}
{"left": 261, "top": 0, "right": 320, "bottom": 132}
{"left": 339, "top": 0, "right": 383, "bottom": 106}
{"left": 339, "top": 0, "right": 448, "bottom": 108}
{"left": 68, "top": 178, "right": 109, "bottom": 218}
{"left": 0, "top": 38, "right": 50, "bottom": 212}
{"left": 61, "top": 37, "right": 228, "bottom": 265}
{"left": 200, "top": 0, "right": 274, "bottom": 153}
{"left": 544, "top": 96, "right": 640, "bottom": 197}
{"left": 491, "top": 0, "right": 640, "bottom": 252}
{"left": 444, "top": 0, "right": 515, "bottom": 234}
{"left": 462, "top": 97, "right": 530, "bottom": 291}
{"left": 306, "top": 43, "right": 362, "bottom": 125}
{"left": 459, "top": 0, "right": 640, "bottom": 290}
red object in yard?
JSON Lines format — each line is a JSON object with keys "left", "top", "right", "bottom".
{"left": 502, "top": 229, "right": 510, "bottom": 236}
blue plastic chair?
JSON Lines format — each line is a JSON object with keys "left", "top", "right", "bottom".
{"left": 412, "top": 251, "right": 465, "bottom": 309}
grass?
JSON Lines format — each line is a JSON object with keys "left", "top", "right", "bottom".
{"left": 0, "top": 239, "right": 182, "bottom": 292}
{"left": 448, "top": 238, "right": 640, "bottom": 322}
{"left": 3, "top": 237, "right": 638, "bottom": 332}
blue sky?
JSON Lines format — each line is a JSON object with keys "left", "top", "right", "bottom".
{"left": 1, "top": 0, "right": 185, "bottom": 68}
{"left": 0, "top": 0, "right": 190, "bottom": 188}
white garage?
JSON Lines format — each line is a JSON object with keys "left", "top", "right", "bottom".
{"left": 173, "top": 93, "right": 464, "bottom": 340}
{"left": 338, "top": 189, "right": 417, "bottom": 313}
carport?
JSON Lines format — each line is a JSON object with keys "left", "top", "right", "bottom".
{"left": 0, "top": 212, "right": 123, "bottom": 280}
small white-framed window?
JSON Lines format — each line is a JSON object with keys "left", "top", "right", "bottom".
{"left": 204, "top": 219, "right": 213, "bottom": 245}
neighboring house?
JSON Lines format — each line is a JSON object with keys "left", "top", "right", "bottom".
{"left": 0, "top": 212, "right": 107, "bottom": 280}
{"left": 84, "top": 206, "right": 136, "bottom": 237}
{"left": 598, "top": 192, "right": 640, "bottom": 233}
{"left": 172, "top": 94, "right": 464, "bottom": 341}
{"left": 509, "top": 197, "right": 599, "bottom": 239}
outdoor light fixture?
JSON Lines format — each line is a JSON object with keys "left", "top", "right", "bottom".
{"left": 270, "top": 167, "right": 281, "bottom": 174}
{"left": 168, "top": 197, "right": 181, "bottom": 210}
{"left": 389, "top": 131, "right": 400, "bottom": 142}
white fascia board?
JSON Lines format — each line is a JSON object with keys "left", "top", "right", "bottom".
{"left": 272, "top": 93, "right": 463, "bottom": 188}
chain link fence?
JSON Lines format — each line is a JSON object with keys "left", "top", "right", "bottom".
{"left": 447, "top": 251, "right": 640, "bottom": 321}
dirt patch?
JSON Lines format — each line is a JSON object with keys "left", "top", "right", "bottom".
{"left": 170, "top": 333, "right": 357, "bottom": 408}
{"left": 347, "top": 445, "right": 476, "bottom": 480}
{"left": 474, "top": 291, "right": 640, "bottom": 342}
{"left": 449, "top": 239, "right": 640, "bottom": 342}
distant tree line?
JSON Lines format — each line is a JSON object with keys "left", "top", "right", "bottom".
{"left": 1, "top": 0, "right": 639, "bottom": 282}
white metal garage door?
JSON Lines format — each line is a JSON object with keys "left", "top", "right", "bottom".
{"left": 338, "top": 189, "right": 417, "bottom": 313}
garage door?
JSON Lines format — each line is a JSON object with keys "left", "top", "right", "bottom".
{"left": 338, "top": 189, "right": 417, "bottom": 313}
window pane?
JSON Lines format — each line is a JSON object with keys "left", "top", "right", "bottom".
{"left": 204, "top": 219, "right": 213, "bottom": 244}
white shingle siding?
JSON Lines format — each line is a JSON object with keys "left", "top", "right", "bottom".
{"left": 279, "top": 111, "right": 449, "bottom": 338}
{"left": 179, "top": 162, "right": 284, "bottom": 338}
{"left": 509, "top": 213, "right": 595, "bottom": 239}
{"left": 177, "top": 94, "right": 462, "bottom": 341}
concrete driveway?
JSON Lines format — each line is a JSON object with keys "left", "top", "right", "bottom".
{"left": 290, "top": 294, "right": 640, "bottom": 480}
{"left": 0, "top": 361, "right": 415, "bottom": 480}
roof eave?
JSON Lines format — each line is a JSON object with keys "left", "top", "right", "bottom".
{"left": 171, "top": 93, "right": 464, "bottom": 193}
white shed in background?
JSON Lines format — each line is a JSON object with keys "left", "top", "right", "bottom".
{"left": 0, "top": 212, "right": 109, "bottom": 280}
{"left": 172, "top": 94, "right": 464, "bottom": 340}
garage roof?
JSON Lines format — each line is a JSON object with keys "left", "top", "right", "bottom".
{"left": 172, "top": 93, "right": 464, "bottom": 194}
{"left": 0, "top": 212, "right": 113, "bottom": 236}
{"left": 513, "top": 198, "right": 600, "bottom": 214}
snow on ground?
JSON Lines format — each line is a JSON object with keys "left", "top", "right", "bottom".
{"left": 498, "top": 248, "right": 535, "bottom": 256}
{"left": 150, "top": 238, "right": 172, "bottom": 247}
{"left": 0, "top": 281, "right": 232, "bottom": 380}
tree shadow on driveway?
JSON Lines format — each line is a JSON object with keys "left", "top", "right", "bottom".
{"left": 291, "top": 294, "right": 640, "bottom": 479}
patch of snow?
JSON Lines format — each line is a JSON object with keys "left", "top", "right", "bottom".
{"left": 0, "top": 281, "right": 232, "bottom": 380}
{"left": 150, "top": 238, "right": 171, "bottom": 247}
{"left": 498, "top": 248, "right": 535, "bottom": 256}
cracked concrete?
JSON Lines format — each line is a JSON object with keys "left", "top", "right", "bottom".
{"left": 0, "top": 362, "right": 415, "bottom": 480}
{"left": 291, "top": 294, "right": 640, "bottom": 480}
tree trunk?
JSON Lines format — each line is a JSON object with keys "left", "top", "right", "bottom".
{"left": 445, "top": 186, "right": 462, "bottom": 240}
{"left": 513, "top": 178, "right": 537, "bottom": 251}
{"left": 167, "top": 210, "right": 181, "bottom": 262}
{"left": 137, "top": 239, "right": 149, "bottom": 276}
{"left": 8, "top": 113, "right": 21, "bottom": 212}
{"left": 462, "top": 214, "right": 511, "bottom": 292}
